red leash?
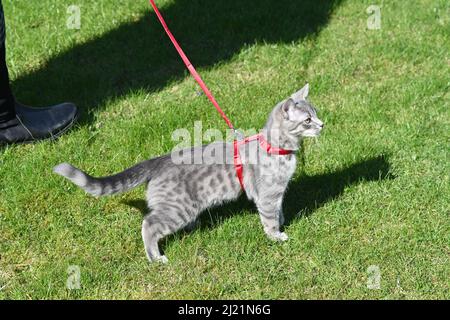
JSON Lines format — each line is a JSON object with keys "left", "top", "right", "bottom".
{"left": 148, "top": 0, "right": 294, "bottom": 190}
{"left": 148, "top": 0, "right": 235, "bottom": 131}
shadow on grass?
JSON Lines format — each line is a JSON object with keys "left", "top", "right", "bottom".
{"left": 123, "top": 155, "right": 395, "bottom": 236}
{"left": 283, "top": 154, "right": 395, "bottom": 225}
{"left": 12, "top": 0, "right": 342, "bottom": 126}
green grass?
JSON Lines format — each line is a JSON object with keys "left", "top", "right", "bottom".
{"left": 0, "top": 0, "right": 449, "bottom": 299}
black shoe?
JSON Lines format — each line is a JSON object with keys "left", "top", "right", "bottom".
{"left": 0, "top": 102, "right": 78, "bottom": 144}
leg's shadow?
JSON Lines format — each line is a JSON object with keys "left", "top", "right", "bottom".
{"left": 122, "top": 198, "right": 149, "bottom": 215}
{"left": 123, "top": 155, "right": 395, "bottom": 232}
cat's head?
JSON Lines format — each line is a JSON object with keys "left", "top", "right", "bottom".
{"left": 278, "top": 83, "right": 323, "bottom": 138}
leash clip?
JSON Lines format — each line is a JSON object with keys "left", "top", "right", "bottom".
{"left": 233, "top": 129, "right": 245, "bottom": 141}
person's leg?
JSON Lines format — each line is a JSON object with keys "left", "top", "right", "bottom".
{"left": 0, "top": 0, "right": 78, "bottom": 144}
{"left": 0, "top": 1, "right": 16, "bottom": 126}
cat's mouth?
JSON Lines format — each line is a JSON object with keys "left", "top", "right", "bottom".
{"left": 302, "top": 128, "right": 322, "bottom": 137}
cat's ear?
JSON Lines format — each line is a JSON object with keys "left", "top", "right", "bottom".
{"left": 291, "top": 83, "right": 309, "bottom": 102}
{"left": 281, "top": 98, "right": 296, "bottom": 120}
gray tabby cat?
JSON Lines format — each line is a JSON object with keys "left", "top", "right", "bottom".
{"left": 53, "top": 83, "right": 323, "bottom": 263}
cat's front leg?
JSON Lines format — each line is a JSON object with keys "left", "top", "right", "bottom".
{"left": 256, "top": 198, "right": 288, "bottom": 242}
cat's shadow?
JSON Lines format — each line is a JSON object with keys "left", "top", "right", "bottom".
{"left": 122, "top": 154, "right": 395, "bottom": 238}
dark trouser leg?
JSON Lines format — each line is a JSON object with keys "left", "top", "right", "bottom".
{"left": 0, "top": 1, "right": 15, "bottom": 125}
{"left": 0, "top": 0, "right": 77, "bottom": 143}
{"left": 0, "top": 45, "right": 15, "bottom": 124}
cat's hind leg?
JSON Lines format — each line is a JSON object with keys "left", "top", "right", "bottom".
{"left": 142, "top": 216, "right": 168, "bottom": 263}
{"left": 141, "top": 208, "right": 192, "bottom": 263}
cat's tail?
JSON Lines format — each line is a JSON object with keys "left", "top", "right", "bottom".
{"left": 53, "top": 159, "right": 161, "bottom": 196}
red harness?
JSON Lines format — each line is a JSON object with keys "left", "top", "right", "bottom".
{"left": 233, "top": 133, "right": 294, "bottom": 190}
{"left": 149, "top": 1, "right": 294, "bottom": 191}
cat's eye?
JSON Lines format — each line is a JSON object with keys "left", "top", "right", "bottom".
{"left": 304, "top": 118, "right": 311, "bottom": 124}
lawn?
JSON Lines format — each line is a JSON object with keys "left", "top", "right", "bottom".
{"left": 0, "top": 0, "right": 448, "bottom": 299}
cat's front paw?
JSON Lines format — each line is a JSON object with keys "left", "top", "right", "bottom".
{"left": 155, "top": 255, "right": 169, "bottom": 264}
{"left": 267, "top": 231, "right": 289, "bottom": 242}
